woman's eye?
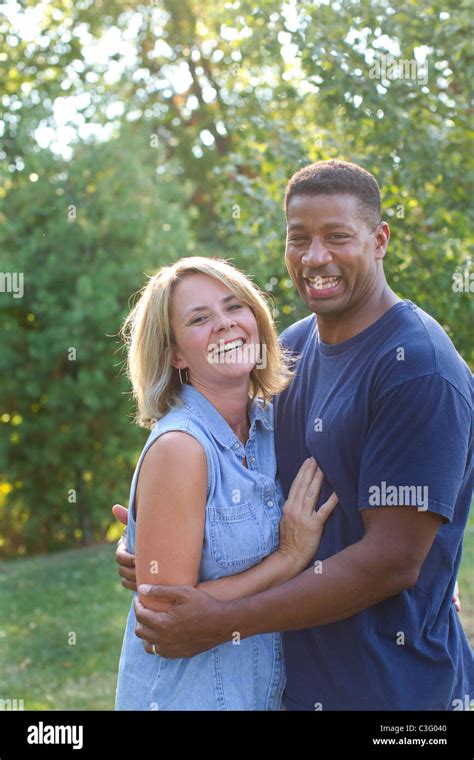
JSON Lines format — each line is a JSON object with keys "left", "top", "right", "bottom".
{"left": 190, "top": 304, "right": 242, "bottom": 323}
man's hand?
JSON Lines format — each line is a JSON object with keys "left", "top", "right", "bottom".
{"left": 113, "top": 504, "right": 137, "bottom": 592}
{"left": 134, "top": 584, "right": 231, "bottom": 658}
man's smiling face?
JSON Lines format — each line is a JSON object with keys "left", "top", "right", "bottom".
{"left": 285, "top": 193, "right": 388, "bottom": 317}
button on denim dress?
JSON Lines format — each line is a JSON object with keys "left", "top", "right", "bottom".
{"left": 115, "top": 383, "right": 286, "bottom": 710}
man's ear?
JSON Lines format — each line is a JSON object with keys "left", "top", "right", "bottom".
{"left": 374, "top": 221, "right": 390, "bottom": 261}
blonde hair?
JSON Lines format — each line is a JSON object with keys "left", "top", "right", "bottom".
{"left": 121, "top": 256, "right": 294, "bottom": 428}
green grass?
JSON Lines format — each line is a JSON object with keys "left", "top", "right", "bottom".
{"left": 1, "top": 517, "right": 473, "bottom": 711}
{"left": 0, "top": 543, "right": 130, "bottom": 710}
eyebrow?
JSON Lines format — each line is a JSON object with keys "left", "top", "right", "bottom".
{"left": 183, "top": 294, "right": 238, "bottom": 319}
{"left": 287, "top": 222, "right": 356, "bottom": 233}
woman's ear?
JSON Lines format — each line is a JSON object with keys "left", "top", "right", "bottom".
{"left": 171, "top": 350, "right": 186, "bottom": 370}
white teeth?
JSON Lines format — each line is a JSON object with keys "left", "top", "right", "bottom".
{"left": 307, "top": 276, "right": 340, "bottom": 291}
{"left": 211, "top": 339, "right": 245, "bottom": 354}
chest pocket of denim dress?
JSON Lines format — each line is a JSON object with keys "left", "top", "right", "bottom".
{"left": 208, "top": 502, "right": 267, "bottom": 569}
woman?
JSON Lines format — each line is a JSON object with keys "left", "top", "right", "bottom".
{"left": 115, "top": 256, "right": 338, "bottom": 711}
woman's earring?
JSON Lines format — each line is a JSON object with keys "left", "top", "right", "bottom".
{"left": 178, "top": 368, "right": 188, "bottom": 385}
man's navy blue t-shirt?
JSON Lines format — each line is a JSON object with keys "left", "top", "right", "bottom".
{"left": 275, "top": 299, "right": 473, "bottom": 711}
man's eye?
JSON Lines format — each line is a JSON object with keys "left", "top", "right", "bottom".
{"left": 328, "top": 234, "right": 350, "bottom": 241}
{"left": 289, "top": 236, "right": 307, "bottom": 243}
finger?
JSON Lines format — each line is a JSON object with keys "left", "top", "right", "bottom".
{"left": 140, "top": 635, "right": 175, "bottom": 658}
{"left": 112, "top": 504, "right": 129, "bottom": 526}
{"left": 122, "top": 578, "right": 138, "bottom": 592}
{"left": 314, "top": 492, "right": 339, "bottom": 522}
{"left": 118, "top": 565, "right": 137, "bottom": 583}
{"left": 135, "top": 620, "right": 163, "bottom": 642}
{"left": 286, "top": 458, "right": 313, "bottom": 502}
{"left": 115, "top": 545, "right": 135, "bottom": 567}
{"left": 116, "top": 551, "right": 135, "bottom": 568}
{"left": 301, "top": 467, "right": 325, "bottom": 514}
{"left": 138, "top": 583, "right": 192, "bottom": 603}
{"left": 134, "top": 597, "right": 170, "bottom": 629}
{"left": 287, "top": 458, "right": 317, "bottom": 507}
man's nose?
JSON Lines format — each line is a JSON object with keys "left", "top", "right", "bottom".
{"left": 302, "top": 238, "right": 333, "bottom": 267}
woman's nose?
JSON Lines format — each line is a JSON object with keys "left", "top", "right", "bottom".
{"left": 216, "top": 314, "right": 236, "bottom": 332}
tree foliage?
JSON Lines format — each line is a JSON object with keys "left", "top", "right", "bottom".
{"left": 1, "top": 0, "right": 472, "bottom": 555}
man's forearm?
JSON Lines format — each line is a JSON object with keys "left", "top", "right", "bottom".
{"left": 221, "top": 538, "right": 414, "bottom": 639}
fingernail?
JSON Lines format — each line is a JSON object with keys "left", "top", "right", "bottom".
{"left": 139, "top": 584, "right": 151, "bottom": 594}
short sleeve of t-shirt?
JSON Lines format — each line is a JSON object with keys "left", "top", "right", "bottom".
{"left": 357, "top": 373, "right": 472, "bottom": 522}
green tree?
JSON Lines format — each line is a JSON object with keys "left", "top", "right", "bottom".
{"left": 0, "top": 123, "right": 193, "bottom": 555}
{"left": 1, "top": 0, "right": 471, "bottom": 555}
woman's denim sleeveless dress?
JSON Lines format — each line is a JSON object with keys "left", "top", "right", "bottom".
{"left": 115, "top": 383, "right": 286, "bottom": 710}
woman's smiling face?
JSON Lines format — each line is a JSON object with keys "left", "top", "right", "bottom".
{"left": 170, "top": 273, "right": 261, "bottom": 387}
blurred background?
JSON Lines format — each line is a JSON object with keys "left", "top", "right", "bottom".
{"left": 0, "top": 0, "right": 472, "bottom": 709}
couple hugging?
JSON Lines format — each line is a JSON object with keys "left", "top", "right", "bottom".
{"left": 112, "top": 160, "right": 472, "bottom": 711}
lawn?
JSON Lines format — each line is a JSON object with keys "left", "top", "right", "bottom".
{"left": 1, "top": 515, "right": 473, "bottom": 711}
{"left": 0, "top": 543, "right": 130, "bottom": 710}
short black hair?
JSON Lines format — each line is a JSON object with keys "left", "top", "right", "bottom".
{"left": 284, "top": 159, "right": 381, "bottom": 228}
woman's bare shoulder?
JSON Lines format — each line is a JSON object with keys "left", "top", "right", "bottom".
{"left": 140, "top": 431, "right": 206, "bottom": 482}
{"left": 136, "top": 431, "right": 207, "bottom": 514}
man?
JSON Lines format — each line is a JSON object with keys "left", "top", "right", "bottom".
{"left": 115, "top": 160, "right": 473, "bottom": 710}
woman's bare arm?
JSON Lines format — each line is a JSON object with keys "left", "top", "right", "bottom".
{"left": 135, "top": 432, "right": 208, "bottom": 612}
{"left": 136, "top": 436, "right": 336, "bottom": 610}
